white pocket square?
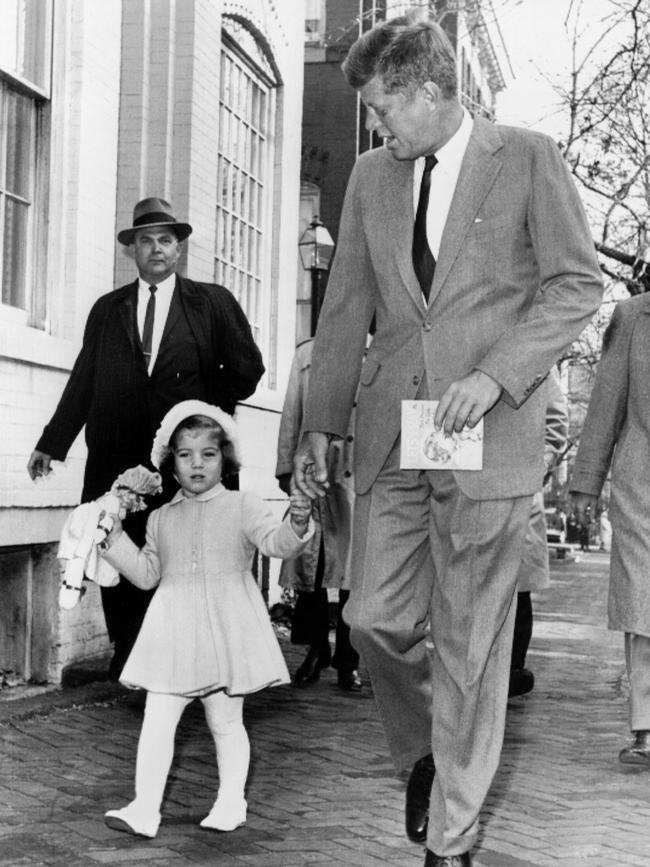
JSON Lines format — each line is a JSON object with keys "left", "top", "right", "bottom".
{"left": 474, "top": 217, "right": 483, "bottom": 223}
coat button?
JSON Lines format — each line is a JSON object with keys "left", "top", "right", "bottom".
{"left": 346, "top": 435, "right": 354, "bottom": 442}
{"left": 412, "top": 375, "right": 420, "bottom": 386}
{"left": 423, "top": 321, "right": 432, "bottom": 331}
{"left": 344, "top": 470, "right": 352, "bottom": 478}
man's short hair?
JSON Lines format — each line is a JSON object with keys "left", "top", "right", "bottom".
{"left": 342, "top": 15, "right": 458, "bottom": 99}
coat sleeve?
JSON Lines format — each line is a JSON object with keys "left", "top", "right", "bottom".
{"left": 475, "top": 133, "right": 604, "bottom": 407}
{"left": 241, "top": 493, "right": 314, "bottom": 560}
{"left": 208, "top": 286, "right": 265, "bottom": 412}
{"left": 275, "top": 341, "right": 312, "bottom": 477}
{"left": 544, "top": 366, "right": 569, "bottom": 468}
{"left": 101, "top": 510, "right": 162, "bottom": 590}
{"left": 569, "top": 302, "right": 632, "bottom": 496}
{"left": 35, "top": 299, "right": 104, "bottom": 460}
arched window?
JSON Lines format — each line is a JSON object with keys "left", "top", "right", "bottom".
{"left": 215, "top": 18, "right": 278, "bottom": 348}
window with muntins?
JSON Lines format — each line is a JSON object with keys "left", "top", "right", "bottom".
{"left": 215, "top": 20, "right": 277, "bottom": 350}
{"left": 0, "top": 0, "right": 51, "bottom": 323}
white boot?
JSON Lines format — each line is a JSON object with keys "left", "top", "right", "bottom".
{"left": 104, "top": 801, "right": 161, "bottom": 838}
{"left": 200, "top": 796, "right": 247, "bottom": 831}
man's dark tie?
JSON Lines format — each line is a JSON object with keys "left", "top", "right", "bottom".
{"left": 142, "top": 284, "right": 157, "bottom": 365}
{"left": 412, "top": 154, "right": 438, "bottom": 301}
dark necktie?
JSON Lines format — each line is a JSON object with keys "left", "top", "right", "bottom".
{"left": 142, "top": 284, "right": 157, "bottom": 365}
{"left": 412, "top": 154, "right": 438, "bottom": 301}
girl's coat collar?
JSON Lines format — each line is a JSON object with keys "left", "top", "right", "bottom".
{"left": 170, "top": 482, "right": 226, "bottom": 505}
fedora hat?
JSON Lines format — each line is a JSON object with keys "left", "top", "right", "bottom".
{"left": 117, "top": 197, "right": 193, "bottom": 246}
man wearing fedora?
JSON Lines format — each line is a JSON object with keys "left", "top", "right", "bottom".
{"left": 28, "top": 197, "right": 265, "bottom": 680}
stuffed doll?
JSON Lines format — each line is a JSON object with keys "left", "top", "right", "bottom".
{"left": 57, "top": 466, "right": 162, "bottom": 609}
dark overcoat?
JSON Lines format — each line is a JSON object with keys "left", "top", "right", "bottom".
{"left": 36, "top": 275, "right": 264, "bottom": 505}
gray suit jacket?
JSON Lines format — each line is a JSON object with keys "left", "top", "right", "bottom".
{"left": 304, "top": 116, "right": 603, "bottom": 499}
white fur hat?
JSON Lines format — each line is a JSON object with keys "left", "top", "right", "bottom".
{"left": 150, "top": 400, "right": 240, "bottom": 468}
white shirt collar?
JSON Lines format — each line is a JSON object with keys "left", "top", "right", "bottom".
{"left": 420, "top": 108, "right": 473, "bottom": 174}
{"left": 138, "top": 272, "right": 176, "bottom": 295}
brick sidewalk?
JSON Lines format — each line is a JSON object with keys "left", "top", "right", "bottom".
{"left": 1, "top": 550, "right": 647, "bottom": 866}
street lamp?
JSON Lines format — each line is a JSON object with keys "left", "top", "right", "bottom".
{"left": 298, "top": 215, "right": 335, "bottom": 336}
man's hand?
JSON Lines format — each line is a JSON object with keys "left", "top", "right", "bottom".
{"left": 435, "top": 370, "right": 502, "bottom": 435}
{"left": 570, "top": 492, "right": 597, "bottom": 527}
{"left": 27, "top": 450, "right": 53, "bottom": 481}
{"left": 292, "top": 432, "right": 331, "bottom": 499}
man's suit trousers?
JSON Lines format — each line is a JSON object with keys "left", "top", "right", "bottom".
{"left": 344, "top": 438, "right": 531, "bottom": 855}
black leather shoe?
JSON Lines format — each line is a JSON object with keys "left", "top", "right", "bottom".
{"left": 292, "top": 646, "right": 331, "bottom": 688}
{"left": 424, "top": 850, "right": 472, "bottom": 866}
{"left": 406, "top": 753, "right": 435, "bottom": 843}
{"left": 619, "top": 730, "right": 650, "bottom": 765}
{"left": 337, "top": 669, "right": 362, "bottom": 691}
{"left": 509, "top": 667, "right": 535, "bottom": 697}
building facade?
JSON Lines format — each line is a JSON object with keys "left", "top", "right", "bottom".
{"left": 0, "top": 0, "right": 305, "bottom": 686}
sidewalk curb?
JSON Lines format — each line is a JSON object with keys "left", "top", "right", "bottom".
{"left": 0, "top": 680, "right": 127, "bottom": 725}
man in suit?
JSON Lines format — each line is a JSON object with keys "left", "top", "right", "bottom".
{"left": 571, "top": 294, "right": 650, "bottom": 766}
{"left": 292, "top": 16, "right": 603, "bottom": 867}
{"left": 28, "top": 197, "right": 264, "bottom": 680}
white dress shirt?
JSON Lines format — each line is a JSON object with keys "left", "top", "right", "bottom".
{"left": 136, "top": 273, "right": 176, "bottom": 372}
{"left": 412, "top": 108, "right": 474, "bottom": 260}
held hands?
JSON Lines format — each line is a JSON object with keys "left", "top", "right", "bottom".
{"left": 292, "top": 432, "right": 331, "bottom": 499}
{"left": 435, "top": 370, "right": 502, "bottom": 435}
{"left": 289, "top": 488, "right": 313, "bottom": 537}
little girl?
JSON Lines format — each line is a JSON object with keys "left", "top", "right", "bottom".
{"left": 100, "top": 400, "right": 313, "bottom": 839}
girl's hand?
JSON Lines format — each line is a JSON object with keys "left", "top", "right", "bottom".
{"left": 97, "top": 512, "right": 123, "bottom": 551}
{"left": 289, "top": 491, "right": 312, "bottom": 537}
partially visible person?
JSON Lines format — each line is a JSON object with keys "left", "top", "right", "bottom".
{"left": 510, "top": 367, "right": 568, "bottom": 698}
{"left": 571, "top": 294, "right": 650, "bottom": 766}
{"left": 101, "top": 401, "right": 313, "bottom": 838}
{"left": 276, "top": 339, "right": 361, "bottom": 691}
{"left": 566, "top": 511, "right": 580, "bottom": 545}
{"left": 27, "top": 198, "right": 264, "bottom": 680}
{"left": 292, "top": 14, "right": 603, "bottom": 866}
{"left": 579, "top": 516, "right": 591, "bottom": 552}
{"left": 599, "top": 508, "right": 612, "bottom": 552}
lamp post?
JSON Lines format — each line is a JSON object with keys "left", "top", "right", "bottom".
{"left": 298, "top": 215, "right": 335, "bottom": 337}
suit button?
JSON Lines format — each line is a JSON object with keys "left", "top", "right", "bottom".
{"left": 344, "top": 470, "right": 352, "bottom": 478}
{"left": 412, "top": 375, "right": 420, "bottom": 386}
{"left": 346, "top": 435, "right": 354, "bottom": 442}
{"left": 423, "top": 321, "right": 432, "bottom": 331}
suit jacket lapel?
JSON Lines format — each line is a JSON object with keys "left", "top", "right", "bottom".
{"left": 176, "top": 276, "right": 212, "bottom": 364}
{"left": 117, "top": 280, "right": 139, "bottom": 352}
{"left": 428, "top": 119, "right": 503, "bottom": 307}
{"left": 385, "top": 159, "right": 425, "bottom": 310}
{"left": 153, "top": 282, "right": 184, "bottom": 368}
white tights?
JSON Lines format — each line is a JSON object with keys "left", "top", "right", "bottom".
{"left": 132, "top": 690, "right": 250, "bottom": 815}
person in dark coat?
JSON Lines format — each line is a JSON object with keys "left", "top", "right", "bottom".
{"left": 27, "top": 197, "right": 264, "bottom": 680}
